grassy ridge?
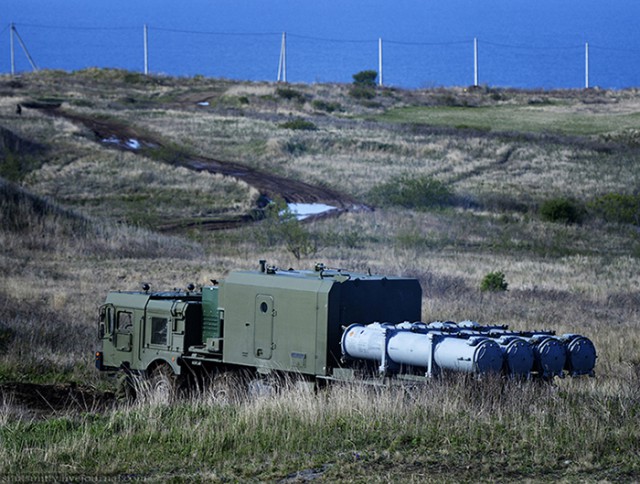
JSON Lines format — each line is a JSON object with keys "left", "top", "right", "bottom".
{"left": 1, "top": 70, "right": 640, "bottom": 480}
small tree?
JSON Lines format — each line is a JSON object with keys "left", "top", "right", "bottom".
{"left": 352, "top": 70, "right": 378, "bottom": 87}
{"left": 259, "top": 197, "right": 318, "bottom": 260}
{"left": 480, "top": 271, "right": 508, "bottom": 292}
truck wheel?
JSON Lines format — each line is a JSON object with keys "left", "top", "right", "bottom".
{"left": 115, "top": 373, "right": 138, "bottom": 403}
{"left": 149, "top": 364, "right": 182, "bottom": 402}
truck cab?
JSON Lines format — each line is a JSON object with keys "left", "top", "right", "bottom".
{"left": 96, "top": 290, "right": 202, "bottom": 376}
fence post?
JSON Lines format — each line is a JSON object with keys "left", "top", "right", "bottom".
{"left": 585, "top": 42, "right": 589, "bottom": 88}
{"left": 143, "top": 24, "right": 149, "bottom": 75}
{"left": 378, "top": 37, "right": 383, "bottom": 86}
{"left": 474, "top": 37, "right": 479, "bottom": 86}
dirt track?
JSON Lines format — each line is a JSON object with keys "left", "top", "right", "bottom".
{"left": 36, "top": 106, "right": 369, "bottom": 230}
{"left": 0, "top": 382, "right": 115, "bottom": 419}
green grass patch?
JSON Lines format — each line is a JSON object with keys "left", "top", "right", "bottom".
{"left": 279, "top": 118, "right": 317, "bottom": 131}
{"left": 589, "top": 192, "right": 640, "bottom": 225}
{"left": 377, "top": 105, "right": 640, "bottom": 136}
{"left": 369, "top": 175, "right": 454, "bottom": 210}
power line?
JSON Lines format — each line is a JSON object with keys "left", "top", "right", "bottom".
{"left": 481, "top": 39, "right": 640, "bottom": 55}
{"left": 15, "top": 22, "right": 138, "bottom": 32}
{"left": 7, "top": 22, "right": 640, "bottom": 55}
{"left": 151, "top": 26, "right": 279, "bottom": 37}
{"left": 287, "top": 33, "right": 374, "bottom": 44}
{"left": 385, "top": 39, "right": 469, "bottom": 47}
{"left": 589, "top": 44, "right": 640, "bottom": 54}
{"left": 481, "top": 40, "right": 583, "bottom": 51}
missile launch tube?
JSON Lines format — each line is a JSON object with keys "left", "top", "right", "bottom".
{"left": 495, "top": 336, "right": 535, "bottom": 376}
{"left": 561, "top": 334, "right": 597, "bottom": 376}
{"left": 432, "top": 322, "right": 566, "bottom": 378}
{"left": 341, "top": 323, "right": 503, "bottom": 376}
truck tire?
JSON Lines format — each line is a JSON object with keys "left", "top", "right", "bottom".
{"left": 115, "top": 373, "right": 138, "bottom": 403}
{"left": 149, "top": 364, "right": 183, "bottom": 402}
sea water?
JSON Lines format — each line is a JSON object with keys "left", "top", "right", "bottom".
{"left": 3, "top": 0, "right": 640, "bottom": 89}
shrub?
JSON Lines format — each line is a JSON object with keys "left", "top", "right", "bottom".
{"left": 312, "top": 99, "right": 341, "bottom": 113}
{"left": 480, "top": 271, "right": 508, "bottom": 292}
{"left": 257, "top": 197, "right": 318, "bottom": 260}
{"left": 276, "top": 87, "right": 306, "bottom": 103}
{"left": 369, "top": 175, "right": 454, "bottom": 210}
{"left": 349, "top": 85, "right": 376, "bottom": 100}
{"left": 352, "top": 70, "right": 378, "bottom": 87}
{"left": 539, "top": 197, "right": 584, "bottom": 225}
{"left": 279, "top": 118, "right": 317, "bottom": 131}
{"left": 589, "top": 192, "right": 640, "bottom": 225}
{"left": 282, "top": 139, "right": 308, "bottom": 155}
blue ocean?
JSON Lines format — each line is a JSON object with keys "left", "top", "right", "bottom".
{"left": 3, "top": 0, "right": 640, "bottom": 89}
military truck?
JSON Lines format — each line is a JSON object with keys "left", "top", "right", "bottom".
{"left": 95, "top": 262, "right": 596, "bottom": 394}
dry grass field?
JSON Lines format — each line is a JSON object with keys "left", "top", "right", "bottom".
{"left": 0, "top": 69, "right": 639, "bottom": 481}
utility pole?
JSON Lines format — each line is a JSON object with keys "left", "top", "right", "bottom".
{"left": 378, "top": 37, "right": 383, "bottom": 86}
{"left": 277, "top": 32, "right": 287, "bottom": 82}
{"left": 143, "top": 24, "right": 149, "bottom": 75}
{"left": 585, "top": 42, "right": 589, "bottom": 89}
{"left": 10, "top": 23, "right": 15, "bottom": 76}
{"left": 474, "top": 37, "right": 479, "bottom": 87}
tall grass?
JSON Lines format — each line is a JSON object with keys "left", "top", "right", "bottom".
{"left": 0, "top": 375, "right": 638, "bottom": 480}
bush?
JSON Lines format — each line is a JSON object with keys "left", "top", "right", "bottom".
{"left": 257, "top": 198, "right": 318, "bottom": 260}
{"left": 369, "top": 175, "right": 454, "bottom": 210}
{"left": 352, "top": 70, "right": 378, "bottom": 87}
{"left": 539, "top": 198, "right": 584, "bottom": 225}
{"left": 589, "top": 192, "right": 640, "bottom": 225}
{"left": 312, "top": 99, "right": 341, "bottom": 113}
{"left": 279, "top": 118, "right": 317, "bottom": 131}
{"left": 480, "top": 271, "right": 508, "bottom": 292}
{"left": 349, "top": 85, "right": 376, "bottom": 100}
{"left": 276, "top": 87, "right": 306, "bottom": 103}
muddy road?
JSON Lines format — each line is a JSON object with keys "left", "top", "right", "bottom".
{"left": 36, "top": 106, "right": 369, "bottom": 230}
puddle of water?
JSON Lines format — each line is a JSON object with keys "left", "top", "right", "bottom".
{"left": 101, "top": 136, "right": 141, "bottom": 150}
{"left": 287, "top": 203, "right": 337, "bottom": 220}
{"left": 102, "top": 136, "right": 120, "bottom": 145}
{"left": 126, "top": 139, "right": 141, "bottom": 150}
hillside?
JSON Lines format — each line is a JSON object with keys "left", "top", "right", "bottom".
{"left": 0, "top": 70, "right": 639, "bottom": 481}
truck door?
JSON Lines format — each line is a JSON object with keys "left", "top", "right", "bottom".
{"left": 100, "top": 305, "right": 135, "bottom": 369}
{"left": 114, "top": 310, "right": 134, "bottom": 353}
{"left": 254, "top": 295, "right": 274, "bottom": 359}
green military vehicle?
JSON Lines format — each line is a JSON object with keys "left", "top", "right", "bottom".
{"left": 95, "top": 261, "right": 421, "bottom": 393}
{"left": 96, "top": 261, "right": 596, "bottom": 394}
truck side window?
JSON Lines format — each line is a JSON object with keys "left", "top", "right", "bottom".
{"left": 151, "top": 317, "right": 168, "bottom": 345}
{"left": 107, "top": 307, "right": 114, "bottom": 334}
{"left": 117, "top": 312, "right": 133, "bottom": 333}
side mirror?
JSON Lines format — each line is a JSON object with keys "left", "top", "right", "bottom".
{"left": 98, "top": 322, "right": 105, "bottom": 339}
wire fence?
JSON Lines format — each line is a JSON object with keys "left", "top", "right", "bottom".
{"left": 4, "top": 22, "right": 640, "bottom": 89}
